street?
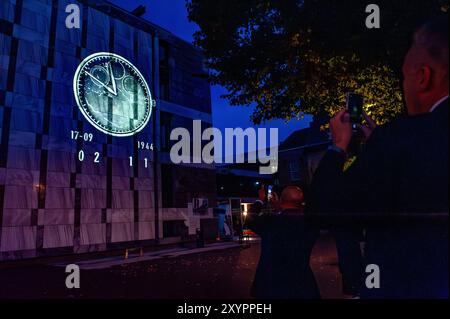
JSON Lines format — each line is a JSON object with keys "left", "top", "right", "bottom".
{"left": 0, "top": 235, "right": 344, "bottom": 299}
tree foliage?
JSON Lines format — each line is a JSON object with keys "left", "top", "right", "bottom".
{"left": 187, "top": 0, "right": 448, "bottom": 124}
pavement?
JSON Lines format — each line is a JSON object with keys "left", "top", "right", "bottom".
{"left": 0, "top": 235, "right": 346, "bottom": 299}
{"left": 51, "top": 241, "right": 244, "bottom": 270}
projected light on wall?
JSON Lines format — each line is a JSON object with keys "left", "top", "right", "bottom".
{"left": 73, "top": 52, "right": 155, "bottom": 137}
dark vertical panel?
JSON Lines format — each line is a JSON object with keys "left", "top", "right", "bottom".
{"left": 0, "top": 90, "right": 5, "bottom": 105}
{"left": 6, "top": 38, "right": 18, "bottom": 92}
{"left": 0, "top": 19, "right": 13, "bottom": 36}
{"left": 36, "top": 0, "right": 59, "bottom": 251}
{"left": 72, "top": 3, "right": 89, "bottom": 249}
{"left": 37, "top": 150, "right": 48, "bottom": 209}
{"left": 31, "top": 209, "right": 38, "bottom": 226}
{"left": 0, "top": 34, "right": 18, "bottom": 168}
{"left": 152, "top": 36, "right": 160, "bottom": 242}
{"left": 132, "top": 29, "right": 140, "bottom": 239}
{"left": 0, "top": 108, "right": 12, "bottom": 168}
{"left": 0, "top": 185, "right": 4, "bottom": 249}
{"left": 105, "top": 17, "right": 115, "bottom": 245}
{"left": 13, "top": 0, "right": 23, "bottom": 24}
{"left": 101, "top": 208, "right": 107, "bottom": 224}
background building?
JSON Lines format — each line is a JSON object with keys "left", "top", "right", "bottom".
{"left": 277, "top": 116, "right": 331, "bottom": 190}
{"left": 216, "top": 162, "right": 274, "bottom": 201}
{"left": 0, "top": 0, "right": 216, "bottom": 260}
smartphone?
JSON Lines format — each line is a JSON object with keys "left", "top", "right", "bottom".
{"left": 346, "top": 92, "right": 364, "bottom": 130}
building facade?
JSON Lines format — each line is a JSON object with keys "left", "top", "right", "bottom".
{"left": 216, "top": 162, "right": 274, "bottom": 200}
{"left": 277, "top": 117, "right": 331, "bottom": 190}
{"left": 0, "top": 0, "right": 216, "bottom": 260}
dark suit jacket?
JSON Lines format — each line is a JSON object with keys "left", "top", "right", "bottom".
{"left": 246, "top": 209, "right": 320, "bottom": 299}
{"left": 310, "top": 99, "right": 449, "bottom": 298}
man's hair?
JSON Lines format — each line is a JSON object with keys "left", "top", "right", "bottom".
{"left": 415, "top": 15, "right": 449, "bottom": 80}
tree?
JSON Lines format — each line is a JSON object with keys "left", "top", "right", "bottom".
{"left": 187, "top": 0, "right": 448, "bottom": 125}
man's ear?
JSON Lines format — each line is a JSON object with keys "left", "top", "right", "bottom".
{"left": 418, "top": 65, "right": 432, "bottom": 91}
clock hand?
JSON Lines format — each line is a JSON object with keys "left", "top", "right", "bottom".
{"left": 107, "top": 62, "right": 117, "bottom": 95}
{"left": 85, "top": 70, "right": 117, "bottom": 96}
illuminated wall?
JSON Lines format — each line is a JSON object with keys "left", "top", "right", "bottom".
{"left": 0, "top": 0, "right": 215, "bottom": 260}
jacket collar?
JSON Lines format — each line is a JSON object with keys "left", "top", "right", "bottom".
{"left": 431, "top": 96, "right": 449, "bottom": 115}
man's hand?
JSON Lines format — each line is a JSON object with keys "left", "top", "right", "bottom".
{"left": 358, "top": 111, "right": 377, "bottom": 142}
{"left": 330, "top": 109, "right": 352, "bottom": 152}
{"left": 269, "top": 192, "right": 281, "bottom": 212}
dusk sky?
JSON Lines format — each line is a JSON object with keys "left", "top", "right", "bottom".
{"left": 109, "top": 0, "right": 312, "bottom": 146}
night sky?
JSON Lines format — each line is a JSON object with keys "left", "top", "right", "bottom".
{"left": 108, "top": 0, "right": 312, "bottom": 148}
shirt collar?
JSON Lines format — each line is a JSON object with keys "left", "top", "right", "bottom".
{"left": 429, "top": 95, "right": 449, "bottom": 112}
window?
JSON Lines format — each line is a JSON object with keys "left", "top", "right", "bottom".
{"left": 159, "top": 41, "right": 170, "bottom": 101}
{"left": 161, "top": 164, "right": 174, "bottom": 208}
{"left": 160, "top": 111, "right": 172, "bottom": 152}
{"left": 289, "top": 160, "right": 300, "bottom": 181}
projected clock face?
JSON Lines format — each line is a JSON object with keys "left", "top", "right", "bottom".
{"left": 73, "top": 52, "right": 153, "bottom": 136}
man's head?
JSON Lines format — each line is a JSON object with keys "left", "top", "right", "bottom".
{"left": 402, "top": 15, "right": 449, "bottom": 115}
{"left": 279, "top": 186, "right": 304, "bottom": 211}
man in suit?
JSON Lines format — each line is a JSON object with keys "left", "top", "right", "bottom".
{"left": 310, "top": 16, "right": 449, "bottom": 298}
{"left": 247, "top": 186, "right": 320, "bottom": 299}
